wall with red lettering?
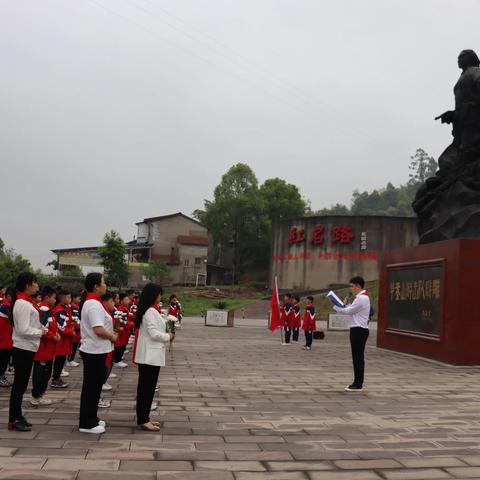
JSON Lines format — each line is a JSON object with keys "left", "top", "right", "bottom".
{"left": 270, "top": 216, "right": 418, "bottom": 290}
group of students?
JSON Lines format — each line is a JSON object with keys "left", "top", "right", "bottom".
{"left": 0, "top": 272, "right": 181, "bottom": 433}
{"left": 281, "top": 294, "right": 317, "bottom": 350}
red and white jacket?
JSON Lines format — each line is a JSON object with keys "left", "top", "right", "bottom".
{"left": 292, "top": 304, "right": 302, "bottom": 328}
{"left": 34, "top": 303, "right": 58, "bottom": 361}
{"left": 302, "top": 305, "right": 316, "bottom": 332}
{"left": 54, "top": 304, "right": 75, "bottom": 357}
{"left": 0, "top": 300, "right": 13, "bottom": 350}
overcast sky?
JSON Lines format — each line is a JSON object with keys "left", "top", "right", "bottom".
{"left": 1, "top": 0, "right": 478, "bottom": 270}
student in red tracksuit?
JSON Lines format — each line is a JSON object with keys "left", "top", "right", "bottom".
{"left": 52, "top": 290, "right": 75, "bottom": 388}
{"left": 114, "top": 293, "right": 134, "bottom": 368}
{"left": 66, "top": 292, "right": 81, "bottom": 368}
{"left": 31, "top": 287, "right": 60, "bottom": 405}
{"left": 292, "top": 295, "right": 302, "bottom": 342}
{"left": 302, "top": 296, "right": 316, "bottom": 351}
{"left": 168, "top": 294, "right": 181, "bottom": 325}
{"left": 281, "top": 293, "right": 294, "bottom": 345}
{"left": 0, "top": 288, "right": 14, "bottom": 387}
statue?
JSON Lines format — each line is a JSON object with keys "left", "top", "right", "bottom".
{"left": 413, "top": 50, "right": 480, "bottom": 243}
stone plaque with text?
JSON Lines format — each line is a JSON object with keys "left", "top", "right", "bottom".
{"left": 386, "top": 262, "right": 443, "bottom": 337}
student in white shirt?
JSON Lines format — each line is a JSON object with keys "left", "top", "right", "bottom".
{"left": 133, "top": 283, "right": 174, "bottom": 431}
{"left": 8, "top": 272, "right": 48, "bottom": 432}
{"left": 78, "top": 273, "right": 117, "bottom": 434}
{"left": 333, "top": 276, "right": 370, "bottom": 392}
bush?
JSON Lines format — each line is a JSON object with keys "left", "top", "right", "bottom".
{"left": 214, "top": 301, "right": 228, "bottom": 310}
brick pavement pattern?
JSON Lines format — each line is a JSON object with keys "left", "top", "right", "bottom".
{"left": 1, "top": 321, "right": 480, "bottom": 479}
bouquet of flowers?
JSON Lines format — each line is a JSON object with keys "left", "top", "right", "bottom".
{"left": 165, "top": 315, "right": 176, "bottom": 352}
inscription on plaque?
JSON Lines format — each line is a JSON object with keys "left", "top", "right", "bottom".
{"left": 328, "top": 314, "right": 350, "bottom": 331}
{"left": 387, "top": 262, "right": 443, "bottom": 337}
{"left": 206, "top": 310, "right": 228, "bottom": 327}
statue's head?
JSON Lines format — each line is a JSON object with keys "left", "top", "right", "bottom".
{"left": 458, "top": 50, "right": 480, "bottom": 70}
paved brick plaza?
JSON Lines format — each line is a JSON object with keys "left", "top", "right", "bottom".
{"left": 1, "top": 320, "right": 480, "bottom": 479}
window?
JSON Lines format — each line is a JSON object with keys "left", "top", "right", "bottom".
{"left": 184, "top": 259, "right": 190, "bottom": 266}
{"left": 195, "top": 257, "right": 202, "bottom": 265}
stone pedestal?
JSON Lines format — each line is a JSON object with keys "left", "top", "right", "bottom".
{"left": 377, "top": 238, "right": 480, "bottom": 365}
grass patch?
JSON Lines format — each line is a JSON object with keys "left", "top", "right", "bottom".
{"left": 160, "top": 286, "right": 261, "bottom": 316}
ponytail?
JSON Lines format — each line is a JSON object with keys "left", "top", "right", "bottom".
{"left": 79, "top": 272, "right": 104, "bottom": 319}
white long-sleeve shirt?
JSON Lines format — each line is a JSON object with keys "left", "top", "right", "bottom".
{"left": 12, "top": 299, "right": 43, "bottom": 352}
{"left": 334, "top": 290, "right": 370, "bottom": 329}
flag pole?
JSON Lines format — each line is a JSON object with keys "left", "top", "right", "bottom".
{"left": 275, "top": 276, "right": 283, "bottom": 344}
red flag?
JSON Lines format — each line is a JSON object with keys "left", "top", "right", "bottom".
{"left": 269, "top": 276, "right": 282, "bottom": 332}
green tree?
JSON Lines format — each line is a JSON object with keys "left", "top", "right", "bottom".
{"left": 408, "top": 148, "right": 438, "bottom": 187}
{"left": 199, "top": 163, "right": 261, "bottom": 283}
{"left": 98, "top": 230, "right": 128, "bottom": 287}
{"left": 0, "top": 238, "right": 32, "bottom": 287}
{"left": 259, "top": 178, "right": 307, "bottom": 221}
{"left": 141, "top": 262, "right": 170, "bottom": 283}
{"left": 315, "top": 203, "right": 351, "bottom": 216}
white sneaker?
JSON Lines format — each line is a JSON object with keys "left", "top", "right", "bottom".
{"left": 150, "top": 402, "right": 157, "bottom": 411}
{"left": 114, "top": 361, "right": 128, "bottom": 368}
{"left": 98, "top": 399, "right": 111, "bottom": 408}
{"left": 30, "top": 396, "right": 53, "bottom": 406}
{"left": 109, "top": 373, "right": 117, "bottom": 378}
{"left": 98, "top": 420, "right": 106, "bottom": 427}
{"left": 66, "top": 361, "right": 79, "bottom": 367}
{"left": 281, "top": 342, "right": 290, "bottom": 346}
{"left": 79, "top": 425, "right": 105, "bottom": 434}
{"left": 60, "top": 369, "right": 70, "bottom": 377}
{"left": 102, "top": 383, "right": 113, "bottom": 391}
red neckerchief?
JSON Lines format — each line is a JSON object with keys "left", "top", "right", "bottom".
{"left": 86, "top": 292, "right": 111, "bottom": 316}
{"left": 151, "top": 304, "right": 162, "bottom": 314}
{"left": 2, "top": 299, "right": 11, "bottom": 308}
{"left": 16, "top": 292, "right": 40, "bottom": 311}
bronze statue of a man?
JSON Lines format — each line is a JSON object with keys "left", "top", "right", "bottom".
{"left": 413, "top": 50, "right": 480, "bottom": 243}
{"left": 436, "top": 50, "right": 480, "bottom": 151}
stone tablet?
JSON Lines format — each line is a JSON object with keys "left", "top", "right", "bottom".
{"left": 328, "top": 313, "right": 350, "bottom": 330}
{"left": 205, "top": 310, "right": 229, "bottom": 327}
{"left": 386, "top": 261, "right": 443, "bottom": 337}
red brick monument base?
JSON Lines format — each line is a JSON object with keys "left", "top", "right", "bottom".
{"left": 377, "top": 238, "right": 480, "bottom": 365}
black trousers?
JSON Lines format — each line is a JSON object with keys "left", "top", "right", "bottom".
{"left": 9, "top": 347, "right": 35, "bottom": 422}
{"left": 53, "top": 355, "right": 66, "bottom": 380}
{"left": 0, "top": 348, "right": 11, "bottom": 376}
{"left": 114, "top": 345, "right": 126, "bottom": 364}
{"left": 292, "top": 328, "right": 300, "bottom": 341}
{"left": 349, "top": 327, "right": 369, "bottom": 387}
{"left": 136, "top": 363, "right": 160, "bottom": 425}
{"left": 283, "top": 326, "right": 291, "bottom": 343}
{"left": 68, "top": 343, "right": 80, "bottom": 362}
{"left": 79, "top": 352, "right": 107, "bottom": 429}
{"left": 305, "top": 330, "right": 313, "bottom": 347}
{"left": 32, "top": 360, "right": 53, "bottom": 398}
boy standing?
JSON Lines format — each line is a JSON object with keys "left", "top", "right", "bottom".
{"left": 31, "top": 287, "right": 60, "bottom": 405}
{"left": 292, "top": 295, "right": 301, "bottom": 342}
{"left": 281, "top": 293, "right": 294, "bottom": 345}
{"left": 302, "top": 296, "right": 316, "bottom": 351}
{"left": 66, "top": 292, "right": 81, "bottom": 368}
{"left": 52, "top": 290, "right": 74, "bottom": 388}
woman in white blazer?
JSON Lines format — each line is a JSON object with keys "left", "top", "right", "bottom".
{"left": 133, "top": 283, "right": 174, "bottom": 431}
